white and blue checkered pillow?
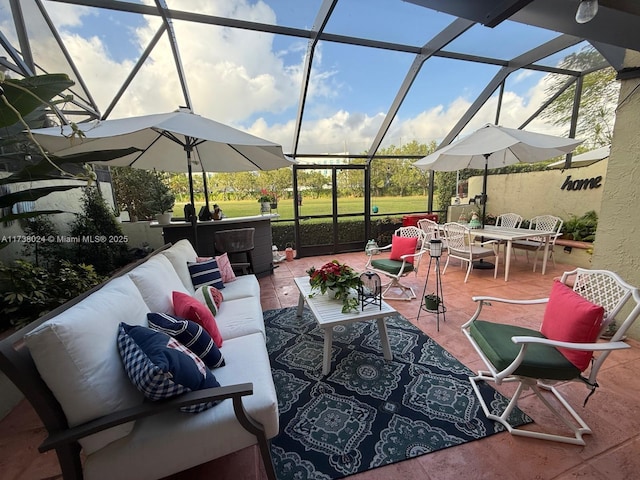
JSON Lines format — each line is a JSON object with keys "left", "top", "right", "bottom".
{"left": 147, "top": 313, "right": 225, "bottom": 369}
{"left": 117, "top": 323, "right": 221, "bottom": 413}
{"left": 188, "top": 258, "right": 224, "bottom": 290}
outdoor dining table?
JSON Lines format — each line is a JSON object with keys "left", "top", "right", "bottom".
{"left": 440, "top": 224, "right": 557, "bottom": 282}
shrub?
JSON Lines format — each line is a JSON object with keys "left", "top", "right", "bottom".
{"left": 69, "top": 186, "right": 130, "bottom": 275}
{"left": 562, "top": 210, "right": 598, "bottom": 242}
{"left": 0, "top": 259, "right": 104, "bottom": 331}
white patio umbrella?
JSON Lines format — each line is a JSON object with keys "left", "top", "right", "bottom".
{"left": 547, "top": 145, "right": 610, "bottom": 169}
{"left": 414, "top": 123, "right": 583, "bottom": 225}
{"left": 31, "top": 108, "right": 296, "bottom": 212}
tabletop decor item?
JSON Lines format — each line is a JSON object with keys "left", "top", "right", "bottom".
{"left": 307, "top": 260, "right": 362, "bottom": 313}
{"left": 359, "top": 271, "right": 382, "bottom": 310}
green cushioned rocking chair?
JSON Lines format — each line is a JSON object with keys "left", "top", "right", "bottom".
{"left": 462, "top": 268, "right": 640, "bottom": 445}
{"left": 365, "top": 226, "right": 428, "bottom": 301}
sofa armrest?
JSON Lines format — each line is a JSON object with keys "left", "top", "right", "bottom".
{"left": 39, "top": 383, "right": 254, "bottom": 453}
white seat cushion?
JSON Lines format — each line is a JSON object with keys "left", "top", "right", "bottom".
{"left": 83, "top": 333, "right": 278, "bottom": 480}
{"left": 161, "top": 240, "right": 199, "bottom": 294}
{"left": 220, "top": 274, "right": 260, "bottom": 300}
{"left": 215, "top": 297, "right": 265, "bottom": 341}
{"left": 24, "top": 276, "right": 149, "bottom": 454}
{"left": 128, "top": 254, "right": 190, "bottom": 314}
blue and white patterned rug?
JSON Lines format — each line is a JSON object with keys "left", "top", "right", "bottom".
{"left": 264, "top": 306, "right": 532, "bottom": 480}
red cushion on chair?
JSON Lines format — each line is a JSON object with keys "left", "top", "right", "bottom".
{"left": 540, "top": 281, "right": 604, "bottom": 371}
{"left": 389, "top": 235, "right": 418, "bottom": 264}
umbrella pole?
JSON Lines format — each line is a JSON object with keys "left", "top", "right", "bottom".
{"left": 475, "top": 154, "right": 494, "bottom": 270}
{"left": 481, "top": 156, "right": 488, "bottom": 228}
{"left": 186, "top": 148, "right": 198, "bottom": 251}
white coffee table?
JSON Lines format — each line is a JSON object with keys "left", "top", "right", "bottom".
{"left": 294, "top": 276, "right": 396, "bottom": 375}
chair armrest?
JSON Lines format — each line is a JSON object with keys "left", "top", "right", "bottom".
{"left": 511, "top": 336, "right": 630, "bottom": 352}
{"left": 478, "top": 239, "right": 499, "bottom": 247}
{"left": 471, "top": 295, "right": 549, "bottom": 305}
{"left": 39, "top": 383, "right": 254, "bottom": 453}
{"left": 464, "top": 296, "right": 548, "bottom": 325}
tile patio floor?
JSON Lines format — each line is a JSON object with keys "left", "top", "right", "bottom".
{"left": 2, "top": 250, "right": 639, "bottom": 480}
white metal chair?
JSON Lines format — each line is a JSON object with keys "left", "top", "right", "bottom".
{"left": 365, "top": 226, "right": 427, "bottom": 300}
{"left": 416, "top": 218, "right": 439, "bottom": 242}
{"left": 512, "top": 214, "right": 563, "bottom": 271}
{"left": 495, "top": 212, "right": 523, "bottom": 260}
{"left": 496, "top": 212, "right": 523, "bottom": 229}
{"left": 442, "top": 222, "right": 499, "bottom": 283}
{"left": 462, "top": 268, "right": 640, "bottom": 445}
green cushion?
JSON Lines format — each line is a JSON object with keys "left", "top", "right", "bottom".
{"left": 469, "top": 320, "right": 580, "bottom": 381}
{"left": 370, "top": 258, "right": 414, "bottom": 275}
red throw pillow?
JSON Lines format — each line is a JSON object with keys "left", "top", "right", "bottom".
{"left": 172, "top": 291, "right": 223, "bottom": 347}
{"left": 540, "top": 281, "right": 604, "bottom": 371}
{"left": 389, "top": 235, "right": 418, "bottom": 264}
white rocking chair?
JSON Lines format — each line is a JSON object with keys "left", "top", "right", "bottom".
{"left": 462, "top": 268, "right": 640, "bottom": 445}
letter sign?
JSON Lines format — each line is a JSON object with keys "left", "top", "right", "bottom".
{"left": 561, "top": 175, "right": 602, "bottom": 191}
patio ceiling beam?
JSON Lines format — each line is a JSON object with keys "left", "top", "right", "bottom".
{"left": 519, "top": 76, "right": 578, "bottom": 129}
{"left": 291, "top": 0, "right": 338, "bottom": 157}
{"left": 8, "top": 0, "right": 34, "bottom": 73}
{"left": 439, "top": 34, "right": 583, "bottom": 148}
{"left": 34, "top": 0, "right": 100, "bottom": 120}
{"left": 46, "top": 0, "right": 585, "bottom": 78}
{"left": 102, "top": 25, "right": 167, "bottom": 120}
{"left": 0, "top": 30, "right": 34, "bottom": 77}
{"left": 155, "top": 0, "right": 192, "bottom": 111}
{"left": 366, "top": 18, "right": 476, "bottom": 162}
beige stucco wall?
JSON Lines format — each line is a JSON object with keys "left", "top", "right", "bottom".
{"left": 590, "top": 50, "right": 640, "bottom": 340}
{"left": 466, "top": 160, "right": 607, "bottom": 221}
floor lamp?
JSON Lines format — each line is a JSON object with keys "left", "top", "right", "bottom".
{"left": 418, "top": 238, "right": 446, "bottom": 331}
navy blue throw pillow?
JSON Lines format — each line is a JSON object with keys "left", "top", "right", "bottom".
{"left": 117, "top": 323, "right": 221, "bottom": 413}
{"left": 147, "top": 312, "right": 225, "bottom": 369}
{"left": 188, "top": 258, "right": 224, "bottom": 290}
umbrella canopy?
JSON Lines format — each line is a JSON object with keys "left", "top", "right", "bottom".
{"left": 414, "top": 123, "right": 583, "bottom": 171}
{"left": 547, "top": 145, "right": 610, "bottom": 169}
{"left": 31, "top": 108, "right": 296, "bottom": 215}
{"left": 32, "top": 108, "right": 295, "bottom": 172}
{"left": 414, "top": 123, "right": 582, "bottom": 227}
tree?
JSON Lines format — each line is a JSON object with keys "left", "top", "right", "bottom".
{"left": 541, "top": 46, "right": 619, "bottom": 148}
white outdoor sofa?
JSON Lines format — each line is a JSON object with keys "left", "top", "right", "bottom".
{"left": 0, "top": 240, "right": 278, "bottom": 480}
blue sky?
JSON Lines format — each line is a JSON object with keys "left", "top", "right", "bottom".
{"left": 0, "top": 0, "right": 588, "bottom": 153}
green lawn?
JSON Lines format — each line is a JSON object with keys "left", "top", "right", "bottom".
{"left": 175, "top": 195, "right": 432, "bottom": 220}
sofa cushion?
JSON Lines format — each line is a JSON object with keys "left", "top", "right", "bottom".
{"left": 117, "top": 324, "right": 221, "bottom": 413}
{"left": 194, "top": 285, "right": 223, "bottom": 316}
{"left": 24, "top": 276, "right": 149, "bottom": 454}
{"left": 83, "top": 332, "right": 279, "bottom": 480}
{"left": 216, "top": 252, "right": 237, "bottom": 283}
{"left": 218, "top": 274, "right": 260, "bottom": 301}
{"left": 172, "top": 291, "right": 223, "bottom": 347}
{"left": 147, "top": 313, "right": 225, "bottom": 369}
{"left": 215, "top": 297, "right": 265, "bottom": 341}
{"left": 128, "top": 254, "right": 190, "bottom": 314}
{"left": 188, "top": 258, "right": 224, "bottom": 290}
{"left": 161, "top": 240, "right": 198, "bottom": 295}
{"left": 541, "top": 281, "right": 604, "bottom": 371}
